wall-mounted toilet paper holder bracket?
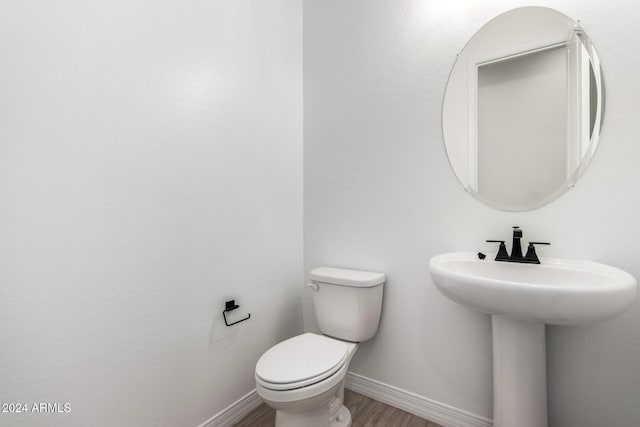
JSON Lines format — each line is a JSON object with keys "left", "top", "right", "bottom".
{"left": 223, "top": 300, "right": 251, "bottom": 326}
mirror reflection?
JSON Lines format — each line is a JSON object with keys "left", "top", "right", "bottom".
{"left": 442, "top": 7, "right": 604, "bottom": 211}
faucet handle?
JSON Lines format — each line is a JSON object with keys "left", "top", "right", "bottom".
{"left": 486, "top": 240, "right": 509, "bottom": 261}
{"left": 524, "top": 242, "right": 550, "bottom": 264}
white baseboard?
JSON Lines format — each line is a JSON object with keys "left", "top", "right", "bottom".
{"left": 345, "top": 372, "right": 493, "bottom": 427}
{"left": 198, "top": 389, "right": 263, "bottom": 427}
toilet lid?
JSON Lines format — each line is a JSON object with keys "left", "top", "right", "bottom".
{"left": 255, "top": 333, "right": 348, "bottom": 388}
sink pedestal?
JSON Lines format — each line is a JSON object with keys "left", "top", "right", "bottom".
{"left": 492, "top": 316, "right": 547, "bottom": 427}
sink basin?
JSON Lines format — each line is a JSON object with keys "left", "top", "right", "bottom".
{"left": 429, "top": 252, "right": 637, "bottom": 325}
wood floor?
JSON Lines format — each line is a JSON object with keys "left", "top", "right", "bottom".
{"left": 233, "top": 389, "right": 443, "bottom": 427}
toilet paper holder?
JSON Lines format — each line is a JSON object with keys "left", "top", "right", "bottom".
{"left": 223, "top": 300, "right": 251, "bottom": 326}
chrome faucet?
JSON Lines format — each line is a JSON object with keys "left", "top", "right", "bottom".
{"left": 486, "top": 226, "right": 550, "bottom": 264}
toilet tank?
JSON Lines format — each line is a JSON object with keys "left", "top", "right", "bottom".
{"left": 310, "top": 267, "right": 385, "bottom": 342}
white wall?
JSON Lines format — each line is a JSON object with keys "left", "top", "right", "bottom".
{"left": 0, "top": 1, "right": 302, "bottom": 426}
{"left": 304, "top": 1, "right": 640, "bottom": 426}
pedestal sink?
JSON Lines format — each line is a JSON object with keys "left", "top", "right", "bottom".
{"left": 429, "top": 252, "right": 637, "bottom": 427}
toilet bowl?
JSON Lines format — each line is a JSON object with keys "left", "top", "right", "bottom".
{"left": 256, "top": 333, "right": 357, "bottom": 427}
{"left": 255, "top": 267, "right": 385, "bottom": 427}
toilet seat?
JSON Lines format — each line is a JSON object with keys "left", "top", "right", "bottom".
{"left": 256, "top": 333, "right": 349, "bottom": 391}
{"left": 256, "top": 360, "right": 348, "bottom": 405}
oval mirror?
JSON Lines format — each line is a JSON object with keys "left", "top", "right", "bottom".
{"left": 442, "top": 7, "right": 605, "bottom": 211}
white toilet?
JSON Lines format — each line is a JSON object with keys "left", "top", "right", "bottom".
{"left": 255, "top": 267, "right": 385, "bottom": 427}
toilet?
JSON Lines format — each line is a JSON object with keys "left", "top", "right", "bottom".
{"left": 255, "top": 267, "right": 385, "bottom": 427}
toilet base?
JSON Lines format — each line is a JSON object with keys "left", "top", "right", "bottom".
{"left": 275, "top": 404, "right": 351, "bottom": 427}
{"left": 330, "top": 405, "right": 351, "bottom": 427}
